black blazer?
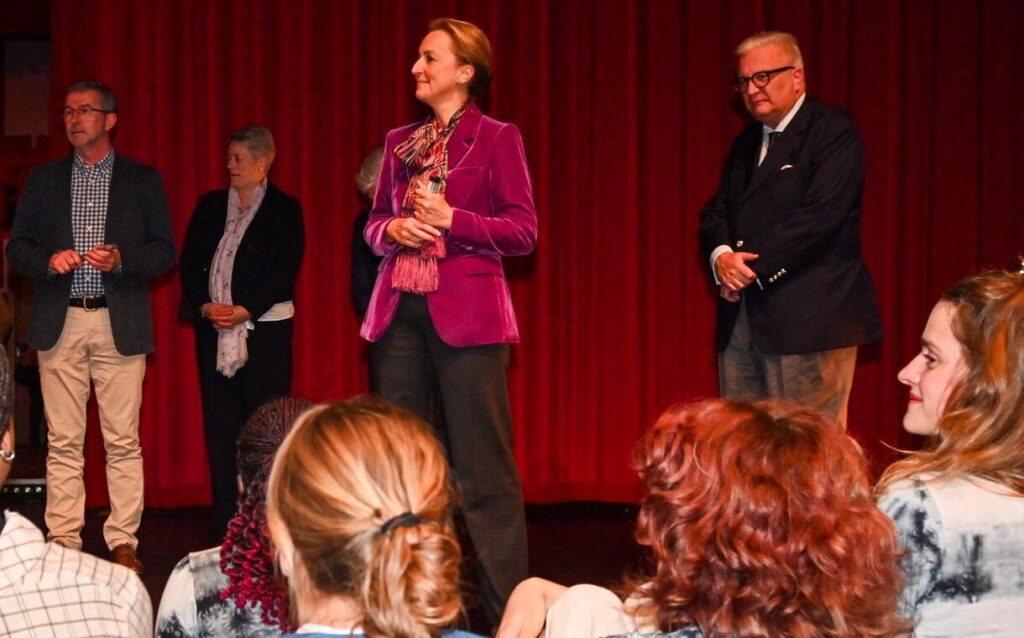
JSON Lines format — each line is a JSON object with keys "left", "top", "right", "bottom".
{"left": 699, "top": 98, "right": 883, "bottom": 355}
{"left": 7, "top": 154, "right": 177, "bottom": 355}
{"left": 179, "top": 183, "right": 304, "bottom": 326}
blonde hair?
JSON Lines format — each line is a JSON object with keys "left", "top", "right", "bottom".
{"left": 267, "top": 397, "right": 463, "bottom": 637}
{"left": 735, "top": 31, "right": 804, "bottom": 69}
{"left": 355, "top": 147, "right": 384, "bottom": 200}
{"left": 879, "top": 270, "right": 1024, "bottom": 494}
{"left": 228, "top": 124, "right": 276, "bottom": 166}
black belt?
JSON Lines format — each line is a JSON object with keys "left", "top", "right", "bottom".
{"left": 69, "top": 295, "right": 107, "bottom": 310}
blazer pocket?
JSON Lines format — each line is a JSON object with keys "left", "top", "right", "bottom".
{"left": 445, "top": 167, "right": 484, "bottom": 194}
{"left": 457, "top": 255, "right": 503, "bottom": 277}
{"left": 769, "top": 167, "right": 806, "bottom": 207}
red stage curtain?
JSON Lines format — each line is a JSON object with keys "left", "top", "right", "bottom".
{"left": 45, "top": 0, "right": 1023, "bottom": 506}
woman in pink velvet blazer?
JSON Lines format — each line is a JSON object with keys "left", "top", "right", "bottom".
{"left": 359, "top": 18, "right": 537, "bottom": 628}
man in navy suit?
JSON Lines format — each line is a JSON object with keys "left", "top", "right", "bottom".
{"left": 7, "top": 80, "right": 176, "bottom": 572}
{"left": 699, "top": 32, "right": 882, "bottom": 426}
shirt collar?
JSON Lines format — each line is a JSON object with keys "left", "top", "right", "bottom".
{"left": 73, "top": 149, "right": 116, "bottom": 173}
{"left": 229, "top": 178, "right": 268, "bottom": 201}
{"left": 763, "top": 92, "right": 806, "bottom": 135}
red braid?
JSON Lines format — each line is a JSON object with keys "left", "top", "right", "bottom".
{"left": 216, "top": 396, "right": 313, "bottom": 631}
{"left": 220, "top": 481, "right": 288, "bottom": 629}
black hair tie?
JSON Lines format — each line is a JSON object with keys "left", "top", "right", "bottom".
{"left": 380, "top": 511, "right": 423, "bottom": 534}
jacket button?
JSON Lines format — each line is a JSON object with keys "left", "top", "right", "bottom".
{"left": 736, "top": 240, "right": 744, "bottom": 247}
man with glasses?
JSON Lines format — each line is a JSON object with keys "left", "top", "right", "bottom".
{"left": 7, "top": 79, "right": 176, "bottom": 573}
{"left": 698, "top": 32, "right": 882, "bottom": 426}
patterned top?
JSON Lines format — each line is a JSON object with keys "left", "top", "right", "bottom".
{"left": 879, "top": 476, "right": 1024, "bottom": 637}
{"left": 69, "top": 150, "right": 114, "bottom": 298}
{"left": 156, "top": 546, "right": 280, "bottom": 638}
{"left": 156, "top": 548, "right": 484, "bottom": 638}
{"left": 0, "top": 510, "right": 152, "bottom": 637}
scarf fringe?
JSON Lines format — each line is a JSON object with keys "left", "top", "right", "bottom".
{"left": 392, "top": 239, "right": 446, "bottom": 293}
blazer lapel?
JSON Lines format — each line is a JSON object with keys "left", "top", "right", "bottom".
{"left": 105, "top": 154, "right": 127, "bottom": 241}
{"left": 446, "top": 103, "right": 483, "bottom": 171}
{"left": 56, "top": 157, "right": 74, "bottom": 239}
{"left": 244, "top": 182, "right": 277, "bottom": 240}
{"left": 739, "top": 99, "right": 813, "bottom": 205}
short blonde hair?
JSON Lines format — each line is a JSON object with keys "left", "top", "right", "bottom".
{"left": 355, "top": 147, "right": 384, "bottom": 200}
{"left": 736, "top": 31, "right": 804, "bottom": 69}
{"left": 267, "top": 397, "right": 462, "bottom": 638}
{"left": 228, "top": 124, "right": 276, "bottom": 166}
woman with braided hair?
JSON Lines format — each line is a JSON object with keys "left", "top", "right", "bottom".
{"left": 156, "top": 396, "right": 313, "bottom": 637}
{"left": 266, "top": 396, "right": 483, "bottom": 638}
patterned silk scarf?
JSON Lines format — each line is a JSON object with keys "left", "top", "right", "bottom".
{"left": 390, "top": 105, "right": 466, "bottom": 293}
{"left": 209, "top": 182, "right": 266, "bottom": 378}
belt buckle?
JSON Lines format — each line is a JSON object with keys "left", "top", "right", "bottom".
{"left": 82, "top": 296, "right": 100, "bottom": 312}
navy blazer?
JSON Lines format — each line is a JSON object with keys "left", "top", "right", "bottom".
{"left": 699, "top": 98, "right": 883, "bottom": 355}
{"left": 7, "top": 154, "right": 177, "bottom": 356}
{"left": 179, "top": 183, "right": 305, "bottom": 325}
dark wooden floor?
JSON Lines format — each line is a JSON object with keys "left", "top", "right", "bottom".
{"left": 4, "top": 443, "right": 644, "bottom": 629}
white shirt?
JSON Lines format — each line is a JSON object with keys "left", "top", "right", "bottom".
{"left": 0, "top": 511, "right": 152, "bottom": 638}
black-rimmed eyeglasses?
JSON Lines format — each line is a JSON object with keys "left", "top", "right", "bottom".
{"left": 733, "top": 66, "right": 795, "bottom": 93}
{"left": 62, "top": 106, "right": 115, "bottom": 119}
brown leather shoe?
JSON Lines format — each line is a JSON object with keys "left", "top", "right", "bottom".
{"left": 110, "top": 543, "right": 144, "bottom": 574}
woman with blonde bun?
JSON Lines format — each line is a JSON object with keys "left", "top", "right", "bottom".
{"left": 266, "top": 396, "right": 484, "bottom": 638}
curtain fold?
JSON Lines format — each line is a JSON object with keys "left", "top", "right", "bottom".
{"left": 46, "top": 0, "right": 1023, "bottom": 506}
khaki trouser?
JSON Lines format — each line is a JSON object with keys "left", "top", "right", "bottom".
{"left": 719, "top": 299, "right": 857, "bottom": 428}
{"left": 38, "top": 307, "right": 145, "bottom": 550}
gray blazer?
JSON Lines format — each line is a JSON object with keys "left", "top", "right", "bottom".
{"left": 7, "top": 153, "right": 177, "bottom": 355}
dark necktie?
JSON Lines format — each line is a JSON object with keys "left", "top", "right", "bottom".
{"left": 758, "top": 131, "right": 781, "bottom": 167}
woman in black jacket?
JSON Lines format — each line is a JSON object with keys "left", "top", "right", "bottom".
{"left": 180, "top": 125, "right": 304, "bottom": 537}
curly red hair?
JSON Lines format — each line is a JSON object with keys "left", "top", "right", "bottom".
{"left": 628, "top": 399, "right": 905, "bottom": 636}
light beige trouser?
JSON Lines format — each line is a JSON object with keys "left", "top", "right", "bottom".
{"left": 719, "top": 299, "right": 857, "bottom": 428}
{"left": 38, "top": 307, "right": 146, "bottom": 550}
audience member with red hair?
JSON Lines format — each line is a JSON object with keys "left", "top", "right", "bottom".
{"left": 155, "top": 396, "right": 313, "bottom": 637}
{"left": 497, "top": 399, "right": 906, "bottom": 638}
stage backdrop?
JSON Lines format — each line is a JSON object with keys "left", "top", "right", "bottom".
{"left": 43, "top": 0, "right": 1023, "bottom": 506}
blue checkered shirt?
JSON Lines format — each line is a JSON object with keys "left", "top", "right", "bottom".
{"left": 69, "top": 151, "right": 114, "bottom": 298}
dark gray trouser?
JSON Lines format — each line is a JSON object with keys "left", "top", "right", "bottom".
{"left": 371, "top": 293, "right": 529, "bottom": 625}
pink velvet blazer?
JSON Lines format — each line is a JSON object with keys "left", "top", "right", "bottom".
{"left": 360, "top": 104, "right": 538, "bottom": 347}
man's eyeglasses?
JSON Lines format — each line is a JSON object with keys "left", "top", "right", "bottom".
{"left": 733, "top": 66, "right": 795, "bottom": 93}
{"left": 62, "top": 106, "right": 114, "bottom": 119}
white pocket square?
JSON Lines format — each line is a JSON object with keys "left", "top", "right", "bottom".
{"left": 780, "top": 164, "right": 794, "bottom": 171}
